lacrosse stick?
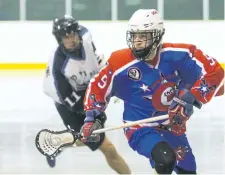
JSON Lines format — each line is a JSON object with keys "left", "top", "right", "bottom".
{"left": 35, "top": 115, "right": 168, "bottom": 158}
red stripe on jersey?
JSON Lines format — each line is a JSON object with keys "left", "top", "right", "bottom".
{"left": 162, "top": 43, "right": 224, "bottom": 103}
{"left": 84, "top": 49, "right": 135, "bottom": 111}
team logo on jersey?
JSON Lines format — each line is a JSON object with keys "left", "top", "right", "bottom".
{"left": 127, "top": 67, "right": 141, "bottom": 80}
{"left": 174, "top": 146, "right": 189, "bottom": 161}
{"left": 70, "top": 74, "right": 88, "bottom": 91}
{"left": 71, "top": 75, "right": 77, "bottom": 81}
{"left": 89, "top": 94, "right": 105, "bottom": 110}
{"left": 192, "top": 78, "right": 216, "bottom": 100}
{"left": 151, "top": 82, "right": 177, "bottom": 111}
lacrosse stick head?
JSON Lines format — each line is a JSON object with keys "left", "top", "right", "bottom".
{"left": 35, "top": 129, "right": 80, "bottom": 158}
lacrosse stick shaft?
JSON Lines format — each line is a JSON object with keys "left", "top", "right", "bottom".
{"left": 93, "top": 115, "right": 168, "bottom": 134}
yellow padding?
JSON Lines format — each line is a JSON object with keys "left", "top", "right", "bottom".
{"left": 0, "top": 63, "right": 47, "bottom": 70}
{"left": 0, "top": 62, "right": 224, "bottom": 70}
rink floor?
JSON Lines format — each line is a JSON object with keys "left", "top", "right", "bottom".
{"left": 0, "top": 71, "right": 224, "bottom": 174}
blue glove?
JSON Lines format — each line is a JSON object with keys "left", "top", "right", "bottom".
{"left": 80, "top": 109, "right": 106, "bottom": 142}
{"left": 168, "top": 88, "right": 202, "bottom": 136}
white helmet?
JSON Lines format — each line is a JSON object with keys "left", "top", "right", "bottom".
{"left": 126, "top": 9, "right": 165, "bottom": 61}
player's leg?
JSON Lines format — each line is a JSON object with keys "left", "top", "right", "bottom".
{"left": 175, "top": 166, "right": 196, "bottom": 174}
{"left": 127, "top": 127, "right": 176, "bottom": 174}
{"left": 151, "top": 141, "right": 176, "bottom": 174}
{"left": 162, "top": 131, "right": 197, "bottom": 174}
{"left": 98, "top": 136, "right": 132, "bottom": 174}
{"left": 76, "top": 111, "right": 132, "bottom": 174}
{"left": 45, "top": 102, "right": 84, "bottom": 167}
{"left": 56, "top": 103, "right": 132, "bottom": 174}
{"left": 55, "top": 102, "right": 86, "bottom": 147}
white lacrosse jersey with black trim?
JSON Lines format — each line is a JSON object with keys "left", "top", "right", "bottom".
{"left": 43, "top": 25, "right": 100, "bottom": 111}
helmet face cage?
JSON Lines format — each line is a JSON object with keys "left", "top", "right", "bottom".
{"left": 126, "top": 29, "right": 164, "bottom": 61}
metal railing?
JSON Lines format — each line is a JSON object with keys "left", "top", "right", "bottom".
{"left": 14, "top": 0, "right": 224, "bottom": 21}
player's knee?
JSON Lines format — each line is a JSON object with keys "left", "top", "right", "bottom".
{"left": 99, "top": 138, "right": 118, "bottom": 159}
{"left": 151, "top": 141, "right": 176, "bottom": 174}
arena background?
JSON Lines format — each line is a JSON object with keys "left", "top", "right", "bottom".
{"left": 0, "top": 0, "right": 224, "bottom": 174}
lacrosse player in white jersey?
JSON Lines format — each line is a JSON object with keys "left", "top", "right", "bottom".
{"left": 42, "top": 15, "right": 131, "bottom": 174}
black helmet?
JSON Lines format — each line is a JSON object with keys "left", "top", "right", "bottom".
{"left": 52, "top": 15, "right": 81, "bottom": 51}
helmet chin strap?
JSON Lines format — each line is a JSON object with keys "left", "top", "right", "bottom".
{"left": 145, "top": 40, "right": 163, "bottom": 61}
{"left": 145, "top": 49, "right": 157, "bottom": 61}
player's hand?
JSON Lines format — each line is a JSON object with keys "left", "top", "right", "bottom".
{"left": 80, "top": 109, "right": 106, "bottom": 142}
{"left": 168, "top": 88, "right": 201, "bottom": 136}
{"left": 80, "top": 121, "right": 101, "bottom": 142}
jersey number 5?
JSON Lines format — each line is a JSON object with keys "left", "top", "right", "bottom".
{"left": 98, "top": 74, "right": 107, "bottom": 89}
{"left": 205, "top": 54, "right": 216, "bottom": 66}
